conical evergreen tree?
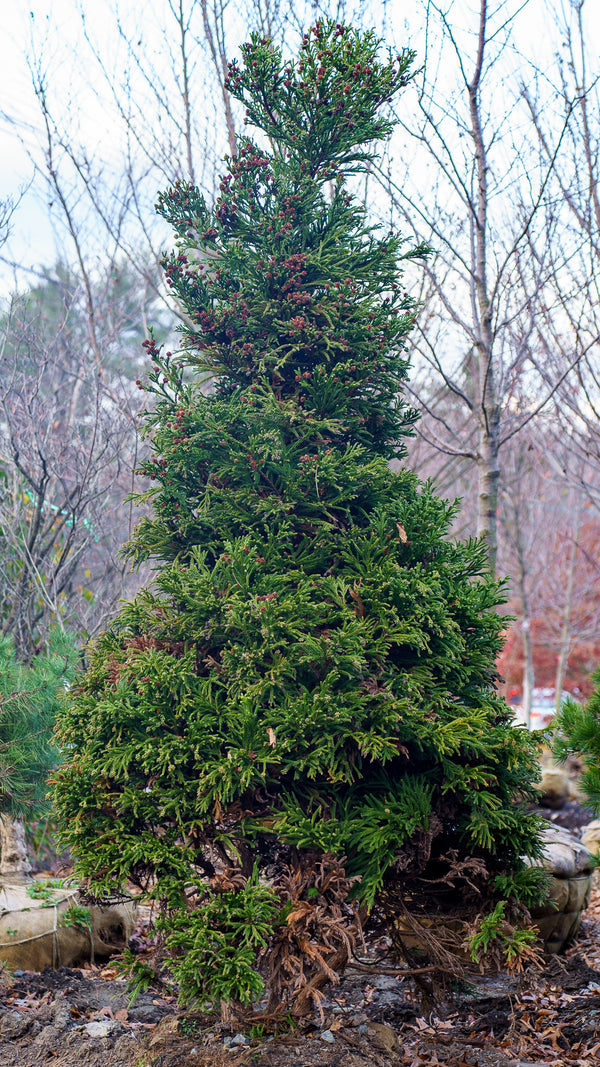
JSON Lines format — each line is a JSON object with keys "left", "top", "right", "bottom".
{"left": 53, "top": 21, "right": 544, "bottom": 1016}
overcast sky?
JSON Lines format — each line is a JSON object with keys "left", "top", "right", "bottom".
{"left": 2, "top": 0, "right": 599, "bottom": 292}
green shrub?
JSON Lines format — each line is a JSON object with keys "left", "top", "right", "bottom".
{"left": 162, "top": 868, "right": 281, "bottom": 1008}
{"left": 0, "top": 627, "right": 76, "bottom": 817}
{"left": 53, "top": 20, "right": 545, "bottom": 1018}
{"left": 554, "top": 678, "right": 600, "bottom": 810}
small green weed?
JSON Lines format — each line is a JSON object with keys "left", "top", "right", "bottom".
{"left": 469, "top": 901, "right": 542, "bottom": 972}
{"left": 117, "top": 948, "right": 158, "bottom": 1005}
{"left": 179, "top": 1016, "right": 203, "bottom": 1037}
{"left": 58, "top": 904, "right": 92, "bottom": 931}
{"left": 26, "top": 879, "right": 65, "bottom": 904}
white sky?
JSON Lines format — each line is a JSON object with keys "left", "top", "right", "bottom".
{"left": 1, "top": 0, "right": 600, "bottom": 291}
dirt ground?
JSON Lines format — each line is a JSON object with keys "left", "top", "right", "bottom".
{"left": 4, "top": 799, "right": 599, "bottom": 1067}
{"left": 1, "top": 910, "right": 600, "bottom": 1067}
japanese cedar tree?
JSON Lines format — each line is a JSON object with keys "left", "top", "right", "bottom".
{"left": 53, "top": 21, "right": 544, "bottom": 1017}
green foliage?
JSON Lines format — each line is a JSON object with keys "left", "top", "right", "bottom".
{"left": 554, "top": 679, "right": 600, "bottom": 811}
{"left": 178, "top": 1016, "right": 203, "bottom": 1038}
{"left": 162, "top": 870, "right": 281, "bottom": 1007}
{"left": 0, "top": 628, "right": 77, "bottom": 817}
{"left": 26, "top": 878, "right": 66, "bottom": 905}
{"left": 53, "top": 19, "right": 543, "bottom": 1015}
{"left": 58, "top": 903, "right": 92, "bottom": 931}
{"left": 468, "top": 899, "right": 541, "bottom": 973}
{"left": 117, "top": 948, "right": 159, "bottom": 1005}
{"left": 491, "top": 867, "right": 550, "bottom": 911}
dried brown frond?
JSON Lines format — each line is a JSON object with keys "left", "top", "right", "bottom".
{"left": 261, "top": 853, "right": 361, "bottom": 1020}
{"left": 210, "top": 869, "right": 248, "bottom": 894}
{"left": 374, "top": 849, "right": 497, "bottom": 1008}
{"left": 104, "top": 634, "right": 188, "bottom": 688}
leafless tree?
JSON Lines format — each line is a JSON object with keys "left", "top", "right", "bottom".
{"left": 497, "top": 428, "right": 549, "bottom": 724}
{"left": 0, "top": 266, "right": 148, "bottom": 662}
{"left": 530, "top": 475, "right": 600, "bottom": 707}
{"left": 498, "top": 422, "right": 600, "bottom": 719}
{"left": 378, "top": 0, "right": 586, "bottom": 573}
{"left": 520, "top": 0, "right": 600, "bottom": 516}
{"left": 0, "top": 197, "right": 18, "bottom": 252}
{"left": 8, "top": 0, "right": 600, "bottom": 594}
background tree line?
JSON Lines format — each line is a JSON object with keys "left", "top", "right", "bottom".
{"left": 1, "top": 0, "right": 599, "bottom": 724}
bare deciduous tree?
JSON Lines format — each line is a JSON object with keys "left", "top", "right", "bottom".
{"left": 380, "top": 0, "right": 585, "bottom": 573}
{"left": 0, "top": 267, "right": 148, "bottom": 661}
{"left": 520, "top": 0, "right": 600, "bottom": 517}
{"left": 498, "top": 428, "right": 600, "bottom": 719}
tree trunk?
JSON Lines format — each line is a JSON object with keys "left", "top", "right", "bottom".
{"left": 477, "top": 419, "right": 500, "bottom": 575}
{"left": 470, "top": 0, "right": 499, "bottom": 575}
{"left": 521, "top": 616, "right": 534, "bottom": 728}
{"left": 512, "top": 521, "right": 534, "bottom": 726}
{"left": 554, "top": 517, "right": 580, "bottom": 713}
{"left": 0, "top": 816, "right": 32, "bottom": 884}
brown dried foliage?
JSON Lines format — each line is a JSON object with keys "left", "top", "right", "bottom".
{"left": 104, "top": 635, "right": 187, "bottom": 687}
{"left": 260, "top": 853, "right": 362, "bottom": 1021}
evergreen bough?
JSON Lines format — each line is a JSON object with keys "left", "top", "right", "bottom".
{"left": 53, "top": 21, "right": 545, "bottom": 1017}
{"left": 554, "top": 678, "right": 600, "bottom": 811}
{"left": 0, "top": 628, "right": 76, "bottom": 816}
